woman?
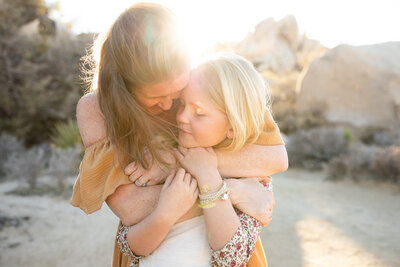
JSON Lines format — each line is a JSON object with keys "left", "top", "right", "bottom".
{"left": 71, "top": 3, "right": 287, "bottom": 266}
{"left": 116, "top": 54, "right": 285, "bottom": 266}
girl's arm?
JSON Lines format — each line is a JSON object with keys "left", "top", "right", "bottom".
{"left": 210, "top": 210, "right": 262, "bottom": 266}
{"left": 176, "top": 147, "right": 263, "bottom": 266}
{"left": 116, "top": 169, "right": 198, "bottom": 256}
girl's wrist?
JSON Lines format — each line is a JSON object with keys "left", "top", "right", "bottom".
{"left": 196, "top": 169, "right": 223, "bottom": 188}
{"left": 154, "top": 204, "right": 180, "bottom": 225}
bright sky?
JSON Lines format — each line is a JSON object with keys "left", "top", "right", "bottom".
{"left": 47, "top": 0, "right": 399, "bottom": 57}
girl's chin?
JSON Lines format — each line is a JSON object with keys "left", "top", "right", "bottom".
{"left": 178, "top": 135, "right": 200, "bottom": 148}
{"left": 178, "top": 138, "right": 195, "bottom": 148}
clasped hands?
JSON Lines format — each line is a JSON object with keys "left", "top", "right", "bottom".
{"left": 123, "top": 146, "right": 275, "bottom": 227}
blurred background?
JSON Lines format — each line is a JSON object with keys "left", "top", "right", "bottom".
{"left": 0, "top": 0, "right": 399, "bottom": 266}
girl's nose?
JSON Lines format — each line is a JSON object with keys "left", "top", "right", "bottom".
{"left": 176, "top": 105, "right": 189, "bottom": 124}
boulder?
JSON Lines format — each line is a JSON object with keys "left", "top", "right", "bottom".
{"left": 296, "top": 42, "right": 400, "bottom": 130}
{"left": 236, "top": 14, "right": 326, "bottom": 77}
{"left": 236, "top": 15, "right": 299, "bottom": 74}
{"left": 296, "top": 34, "right": 327, "bottom": 69}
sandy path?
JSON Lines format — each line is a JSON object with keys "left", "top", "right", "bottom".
{"left": 0, "top": 170, "right": 399, "bottom": 267}
{"left": 0, "top": 179, "right": 119, "bottom": 267}
{"left": 262, "top": 169, "right": 400, "bottom": 267}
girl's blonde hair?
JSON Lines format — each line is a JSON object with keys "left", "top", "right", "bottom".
{"left": 82, "top": 3, "right": 189, "bottom": 167}
{"left": 194, "top": 53, "right": 271, "bottom": 151}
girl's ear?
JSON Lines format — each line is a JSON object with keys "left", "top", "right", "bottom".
{"left": 227, "top": 129, "right": 234, "bottom": 139}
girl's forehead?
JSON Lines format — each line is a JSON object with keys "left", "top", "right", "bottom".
{"left": 182, "top": 74, "right": 213, "bottom": 109}
{"left": 184, "top": 72, "right": 203, "bottom": 95}
{"left": 189, "top": 69, "right": 203, "bottom": 84}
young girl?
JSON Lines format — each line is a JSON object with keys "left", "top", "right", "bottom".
{"left": 117, "top": 53, "right": 283, "bottom": 266}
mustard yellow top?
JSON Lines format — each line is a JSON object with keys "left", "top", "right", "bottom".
{"left": 70, "top": 113, "right": 283, "bottom": 214}
{"left": 70, "top": 112, "right": 282, "bottom": 267}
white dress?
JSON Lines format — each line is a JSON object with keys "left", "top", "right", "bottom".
{"left": 139, "top": 215, "right": 211, "bottom": 267}
{"left": 117, "top": 209, "right": 263, "bottom": 267}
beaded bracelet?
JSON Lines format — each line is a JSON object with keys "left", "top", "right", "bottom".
{"left": 198, "top": 181, "right": 230, "bottom": 209}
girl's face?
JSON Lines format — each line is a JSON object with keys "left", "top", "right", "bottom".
{"left": 176, "top": 72, "right": 232, "bottom": 148}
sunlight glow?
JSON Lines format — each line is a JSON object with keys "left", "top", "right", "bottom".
{"left": 47, "top": 0, "right": 400, "bottom": 59}
{"left": 296, "top": 216, "right": 387, "bottom": 267}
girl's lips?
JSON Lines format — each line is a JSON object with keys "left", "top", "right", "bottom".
{"left": 179, "top": 128, "right": 191, "bottom": 135}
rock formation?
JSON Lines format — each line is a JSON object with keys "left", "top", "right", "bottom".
{"left": 296, "top": 42, "right": 400, "bottom": 130}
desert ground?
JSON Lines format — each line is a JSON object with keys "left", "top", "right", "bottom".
{"left": 1, "top": 169, "right": 399, "bottom": 267}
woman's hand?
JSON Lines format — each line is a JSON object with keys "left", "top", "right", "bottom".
{"left": 174, "top": 146, "right": 218, "bottom": 183}
{"left": 124, "top": 160, "right": 169, "bottom": 186}
{"left": 156, "top": 168, "right": 199, "bottom": 222}
{"left": 226, "top": 177, "right": 275, "bottom": 227}
{"left": 124, "top": 150, "right": 176, "bottom": 186}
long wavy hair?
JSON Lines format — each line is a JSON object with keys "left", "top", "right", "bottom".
{"left": 83, "top": 3, "right": 190, "bottom": 168}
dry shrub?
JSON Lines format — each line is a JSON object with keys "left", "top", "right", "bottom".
{"left": 359, "top": 127, "right": 400, "bottom": 146}
{"left": 327, "top": 143, "right": 400, "bottom": 183}
{"left": 326, "top": 157, "right": 347, "bottom": 180}
{"left": 274, "top": 103, "right": 327, "bottom": 134}
{"left": 4, "top": 144, "right": 48, "bottom": 189}
{"left": 373, "top": 146, "right": 400, "bottom": 183}
{"left": 3, "top": 141, "right": 81, "bottom": 194}
{"left": 287, "top": 127, "right": 349, "bottom": 169}
{"left": 347, "top": 144, "right": 400, "bottom": 183}
{"left": 0, "top": 134, "right": 25, "bottom": 177}
{"left": 47, "top": 146, "right": 81, "bottom": 190}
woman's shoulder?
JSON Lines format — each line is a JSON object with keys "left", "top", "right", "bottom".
{"left": 76, "top": 92, "right": 107, "bottom": 148}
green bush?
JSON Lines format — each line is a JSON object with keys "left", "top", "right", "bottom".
{"left": 50, "top": 119, "right": 83, "bottom": 150}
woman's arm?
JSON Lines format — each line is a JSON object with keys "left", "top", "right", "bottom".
{"left": 76, "top": 92, "right": 106, "bottom": 148}
{"left": 215, "top": 144, "right": 288, "bottom": 178}
{"left": 226, "top": 177, "right": 275, "bottom": 226}
{"left": 105, "top": 183, "right": 162, "bottom": 226}
{"left": 76, "top": 93, "right": 164, "bottom": 225}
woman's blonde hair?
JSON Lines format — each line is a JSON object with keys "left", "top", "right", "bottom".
{"left": 194, "top": 53, "right": 271, "bottom": 151}
{"left": 82, "top": 2, "right": 189, "bottom": 167}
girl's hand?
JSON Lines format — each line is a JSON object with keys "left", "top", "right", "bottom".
{"left": 174, "top": 146, "right": 218, "bottom": 180}
{"left": 225, "top": 178, "right": 275, "bottom": 227}
{"left": 156, "top": 168, "right": 199, "bottom": 222}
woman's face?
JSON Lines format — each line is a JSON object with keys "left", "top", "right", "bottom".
{"left": 176, "top": 72, "right": 232, "bottom": 148}
{"left": 136, "top": 71, "right": 190, "bottom": 115}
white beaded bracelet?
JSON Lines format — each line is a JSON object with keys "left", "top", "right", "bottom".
{"left": 198, "top": 181, "right": 230, "bottom": 208}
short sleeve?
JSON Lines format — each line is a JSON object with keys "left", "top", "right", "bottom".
{"left": 210, "top": 210, "right": 262, "bottom": 267}
{"left": 255, "top": 110, "right": 284, "bottom": 146}
{"left": 116, "top": 224, "right": 142, "bottom": 266}
{"left": 70, "top": 138, "right": 131, "bottom": 214}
